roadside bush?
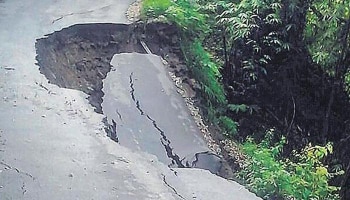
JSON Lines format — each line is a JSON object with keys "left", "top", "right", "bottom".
{"left": 141, "top": 0, "right": 172, "bottom": 18}
{"left": 141, "top": 0, "right": 207, "bottom": 35}
{"left": 181, "top": 39, "right": 225, "bottom": 106}
{"left": 180, "top": 39, "right": 228, "bottom": 121}
{"left": 166, "top": 0, "right": 208, "bottom": 35}
{"left": 239, "top": 130, "right": 342, "bottom": 200}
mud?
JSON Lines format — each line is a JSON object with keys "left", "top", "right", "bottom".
{"left": 35, "top": 22, "right": 234, "bottom": 179}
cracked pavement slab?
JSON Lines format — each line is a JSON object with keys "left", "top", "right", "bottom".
{"left": 103, "top": 53, "right": 213, "bottom": 169}
{"left": 0, "top": 0, "right": 261, "bottom": 199}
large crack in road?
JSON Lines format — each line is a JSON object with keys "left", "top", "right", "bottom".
{"left": 129, "top": 72, "right": 185, "bottom": 168}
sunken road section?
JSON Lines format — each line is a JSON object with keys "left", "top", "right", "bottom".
{"left": 35, "top": 23, "right": 235, "bottom": 179}
{"left": 36, "top": 22, "right": 181, "bottom": 113}
{"left": 36, "top": 23, "right": 145, "bottom": 113}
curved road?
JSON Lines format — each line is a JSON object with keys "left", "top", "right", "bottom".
{"left": 0, "top": 0, "right": 261, "bottom": 199}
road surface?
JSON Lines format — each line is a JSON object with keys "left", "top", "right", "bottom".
{"left": 0, "top": 0, "right": 261, "bottom": 199}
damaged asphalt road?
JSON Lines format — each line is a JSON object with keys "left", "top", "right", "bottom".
{"left": 103, "top": 53, "right": 222, "bottom": 172}
{"left": 35, "top": 21, "right": 227, "bottom": 175}
{"left": 0, "top": 0, "right": 261, "bottom": 199}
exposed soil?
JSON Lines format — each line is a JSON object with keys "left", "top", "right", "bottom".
{"left": 35, "top": 22, "right": 244, "bottom": 179}
{"left": 35, "top": 22, "right": 187, "bottom": 115}
{"left": 36, "top": 23, "right": 144, "bottom": 114}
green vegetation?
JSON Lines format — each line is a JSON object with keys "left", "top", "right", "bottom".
{"left": 305, "top": 0, "right": 349, "bottom": 69}
{"left": 180, "top": 39, "right": 226, "bottom": 111}
{"left": 240, "top": 131, "right": 341, "bottom": 199}
{"left": 141, "top": 0, "right": 207, "bottom": 35}
{"left": 141, "top": 0, "right": 350, "bottom": 199}
{"left": 141, "top": 0, "right": 172, "bottom": 17}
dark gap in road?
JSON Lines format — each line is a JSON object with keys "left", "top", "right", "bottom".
{"left": 161, "top": 173, "right": 186, "bottom": 200}
{"left": 103, "top": 118, "right": 119, "bottom": 143}
{"left": 129, "top": 73, "right": 145, "bottom": 115}
{"left": 35, "top": 22, "right": 234, "bottom": 179}
{"left": 189, "top": 151, "right": 222, "bottom": 168}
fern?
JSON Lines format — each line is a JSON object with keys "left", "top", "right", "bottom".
{"left": 218, "top": 116, "right": 238, "bottom": 136}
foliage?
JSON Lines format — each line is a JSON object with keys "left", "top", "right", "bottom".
{"left": 346, "top": 70, "right": 350, "bottom": 95}
{"left": 240, "top": 131, "right": 342, "bottom": 199}
{"left": 141, "top": 0, "right": 172, "bottom": 18}
{"left": 141, "top": 0, "right": 208, "bottom": 35}
{"left": 181, "top": 39, "right": 226, "bottom": 106}
{"left": 216, "top": 0, "right": 289, "bottom": 82}
{"left": 166, "top": 0, "right": 208, "bottom": 35}
{"left": 305, "top": 0, "right": 350, "bottom": 70}
{"left": 228, "top": 104, "right": 260, "bottom": 115}
{"left": 218, "top": 116, "right": 238, "bottom": 136}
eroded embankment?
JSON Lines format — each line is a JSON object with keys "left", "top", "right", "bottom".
{"left": 36, "top": 23, "right": 146, "bottom": 113}
{"left": 35, "top": 22, "right": 235, "bottom": 179}
{"left": 36, "top": 22, "right": 185, "bottom": 111}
